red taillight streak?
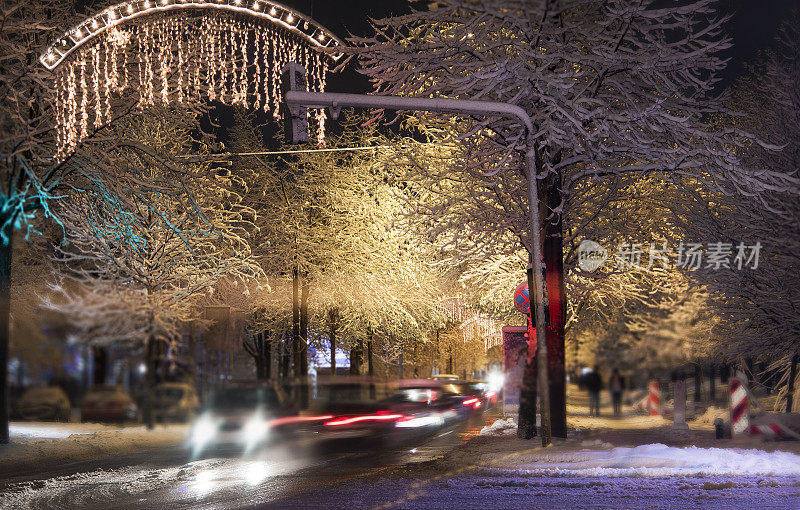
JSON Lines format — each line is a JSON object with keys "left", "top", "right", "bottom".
{"left": 323, "top": 414, "right": 405, "bottom": 426}
{"left": 267, "top": 415, "right": 334, "bottom": 427}
{"left": 463, "top": 398, "right": 480, "bottom": 406}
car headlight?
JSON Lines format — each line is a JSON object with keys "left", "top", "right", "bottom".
{"left": 241, "top": 413, "right": 269, "bottom": 450}
{"left": 190, "top": 414, "right": 218, "bottom": 450}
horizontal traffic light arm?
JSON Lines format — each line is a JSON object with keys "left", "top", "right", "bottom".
{"left": 283, "top": 91, "right": 533, "bottom": 135}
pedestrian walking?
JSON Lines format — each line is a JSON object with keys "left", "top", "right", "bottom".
{"left": 582, "top": 366, "right": 603, "bottom": 416}
{"left": 609, "top": 368, "right": 624, "bottom": 416}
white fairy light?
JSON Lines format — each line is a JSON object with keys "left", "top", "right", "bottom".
{"left": 75, "top": 29, "right": 82, "bottom": 38}
{"left": 269, "top": 6, "right": 276, "bottom": 15}
{"left": 318, "top": 33, "right": 324, "bottom": 41}
{"left": 286, "top": 13, "right": 293, "bottom": 23}
{"left": 92, "top": 20, "right": 99, "bottom": 29}
{"left": 127, "top": 4, "right": 133, "bottom": 13}
{"left": 252, "top": 2, "right": 259, "bottom": 10}
{"left": 144, "top": 0, "right": 150, "bottom": 7}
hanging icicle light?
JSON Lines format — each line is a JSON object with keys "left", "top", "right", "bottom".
{"left": 43, "top": 1, "right": 342, "bottom": 157}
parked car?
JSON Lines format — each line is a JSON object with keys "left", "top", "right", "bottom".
{"left": 15, "top": 386, "right": 71, "bottom": 421}
{"left": 81, "top": 385, "right": 138, "bottom": 423}
{"left": 152, "top": 382, "right": 199, "bottom": 423}
{"left": 431, "top": 374, "right": 460, "bottom": 382}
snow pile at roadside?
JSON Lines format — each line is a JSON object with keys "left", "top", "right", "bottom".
{"left": 0, "top": 424, "right": 189, "bottom": 473}
{"left": 480, "top": 418, "right": 518, "bottom": 436}
{"left": 10, "top": 422, "right": 131, "bottom": 441}
{"left": 512, "top": 443, "right": 800, "bottom": 477}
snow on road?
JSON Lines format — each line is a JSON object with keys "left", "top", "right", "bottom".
{"left": 0, "top": 449, "right": 318, "bottom": 510}
{"left": 10, "top": 421, "right": 140, "bottom": 440}
{"left": 505, "top": 443, "right": 800, "bottom": 477}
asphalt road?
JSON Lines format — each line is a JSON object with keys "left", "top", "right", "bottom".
{"left": 3, "top": 410, "right": 800, "bottom": 510}
{"left": 0, "top": 413, "right": 496, "bottom": 510}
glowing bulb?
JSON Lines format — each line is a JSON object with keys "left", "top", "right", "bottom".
{"left": 144, "top": 0, "right": 150, "bottom": 6}
{"left": 269, "top": 6, "right": 276, "bottom": 15}
{"left": 252, "top": 1, "right": 259, "bottom": 9}
{"left": 286, "top": 13, "right": 293, "bottom": 22}
{"left": 467, "top": 33, "right": 474, "bottom": 38}
{"left": 91, "top": 20, "right": 99, "bottom": 29}
{"left": 161, "top": 0, "right": 168, "bottom": 4}
{"left": 46, "top": 53, "right": 55, "bottom": 61}
{"left": 108, "top": 10, "right": 117, "bottom": 19}
{"left": 74, "top": 29, "right": 82, "bottom": 37}
{"left": 126, "top": 4, "right": 133, "bottom": 13}
{"left": 318, "top": 33, "right": 325, "bottom": 41}
{"left": 234, "top": 0, "right": 241, "bottom": 4}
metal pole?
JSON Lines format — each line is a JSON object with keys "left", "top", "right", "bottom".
{"left": 525, "top": 144, "right": 551, "bottom": 447}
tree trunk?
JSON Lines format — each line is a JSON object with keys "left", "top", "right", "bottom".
{"left": 447, "top": 346, "right": 453, "bottom": 375}
{"left": 93, "top": 346, "right": 107, "bottom": 385}
{"left": 144, "top": 336, "right": 158, "bottom": 429}
{"left": 694, "top": 363, "right": 703, "bottom": 402}
{"left": 329, "top": 308, "right": 338, "bottom": 376}
{"left": 518, "top": 265, "right": 538, "bottom": 439}
{"left": 299, "top": 276, "right": 310, "bottom": 407}
{"left": 708, "top": 364, "right": 716, "bottom": 402}
{"left": 367, "top": 329, "right": 375, "bottom": 398}
{"left": 349, "top": 339, "right": 363, "bottom": 375}
{"left": 268, "top": 331, "right": 272, "bottom": 380}
{"left": 299, "top": 275, "right": 309, "bottom": 378}
{"left": 0, "top": 226, "right": 13, "bottom": 444}
{"left": 280, "top": 337, "right": 290, "bottom": 381}
{"left": 787, "top": 354, "right": 798, "bottom": 413}
{"left": 292, "top": 267, "right": 300, "bottom": 378}
{"left": 543, "top": 172, "right": 567, "bottom": 438}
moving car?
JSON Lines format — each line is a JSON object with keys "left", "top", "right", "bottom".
{"left": 15, "top": 386, "right": 71, "bottom": 421}
{"left": 438, "top": 381, "right": 489, "bottom": 416}
{"left": 81, "top": 385, "right": 138, "bottom": 423}
{"left": 152, "top": 382, "right": 199, "bottom": 423}
{"left": 188, "top": 381, "right": 297, "bottom": 457}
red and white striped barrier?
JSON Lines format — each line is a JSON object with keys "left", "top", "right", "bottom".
{"left": 750, "top": 423, "right": 793, "bottom": 438}
{"left": 647, "top": 381, "right": 662, "bottom": 416}
{"left": 634, "top": 381, "right": 664, "bottom": 415}
{"left": 729, "top": 376, "right": 749, "bottom": 436}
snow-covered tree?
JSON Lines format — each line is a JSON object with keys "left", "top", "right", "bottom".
{"left": 226, "top": 112, "right": 445, "bottom": 379}
{"left": 349, "top": 0, "right": 797, "bottom": 440}
{"left": 678, "top": 18, "right": 800, "bottom": 372}
{"left": 43, "top": 106, "right": 262, "bottom": 424}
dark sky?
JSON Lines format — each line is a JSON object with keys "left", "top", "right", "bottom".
{"left": 283, "top": 0, "right": 795, "bottom": 94}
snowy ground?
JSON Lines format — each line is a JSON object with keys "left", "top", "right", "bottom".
{"left": 1, "top": 421, "right": 189, "bottom": 477}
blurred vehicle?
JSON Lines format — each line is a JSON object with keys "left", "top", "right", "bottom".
{"left": 15, "top": 386, "right": 71, "bottom": 421}
{"left": 188, "top": 381, "right": 298, "bottom": 457}
{"left": 293, "top": 378, "right": 469, "bottom": 450}
{"left": 438, "top": 381, "right": 488, "bottom": 416}
{"left": 81, "top": 385, "right": 138, "bottom": 423}
{"left": 431, "top": 374, "right": 460, "bottom": 382}
{"left": 469, "top": 381, "right": 499, "bottom": 406}
{"left": 152, "top": 382, "right": 199, "bottom": 423}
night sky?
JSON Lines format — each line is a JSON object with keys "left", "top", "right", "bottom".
{"left": 288, "top": 0, "right": 796, "bottom": 94}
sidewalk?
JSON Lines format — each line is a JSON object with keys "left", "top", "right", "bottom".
{"left": 0, "top": 421, "right": 188, "bottom": 477}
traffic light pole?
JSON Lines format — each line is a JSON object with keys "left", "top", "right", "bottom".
{"left": 284, "top": 89, "right": 552, "bottom": 446}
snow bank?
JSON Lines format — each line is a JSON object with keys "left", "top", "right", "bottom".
{"left": 0, "top": 424, "right": 189, "bottom": 475}
{"left": 9, "top": 422, "right": 131, "bottom": 441}
{"left": 514, "top": 443, "right": 800, "bottom": 477}
{"left": 480, "top": 418, "right": 518, "bottom": 437}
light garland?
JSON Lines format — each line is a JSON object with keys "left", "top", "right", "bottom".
{"left": 48, "top": 7, "right": 334, "bottom": 157}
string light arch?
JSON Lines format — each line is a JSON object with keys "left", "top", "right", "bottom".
{"left": 39, "top": 0, "right": 345, "bottom": 157}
